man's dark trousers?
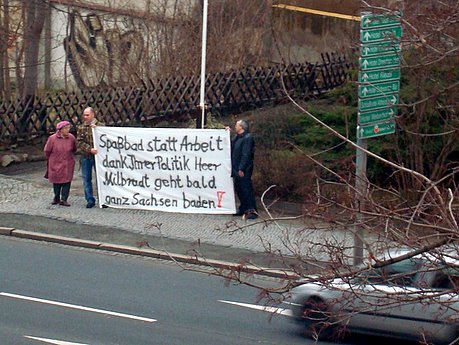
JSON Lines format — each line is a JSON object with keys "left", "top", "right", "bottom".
{"left": 234, "top": 175, "right": 256, "bottom": 214}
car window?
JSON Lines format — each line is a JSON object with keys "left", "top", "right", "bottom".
{"left": 430, "top": 267, "right": 459, "bottom": 290}
{"left": 358, "top": 258, "right": 423, "bottom": 287}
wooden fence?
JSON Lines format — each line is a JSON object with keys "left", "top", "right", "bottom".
{"left": 0, "top": 52, "right": 352, "bottom": 145}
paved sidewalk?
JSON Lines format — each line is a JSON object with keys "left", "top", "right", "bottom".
{"left": 0, "top": 156, "right": 356, "bottom": 275}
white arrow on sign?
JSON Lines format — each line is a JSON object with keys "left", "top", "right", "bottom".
{"left": 391, "top": 95, "right": 397, "bottom": 103}
{"left": 363, "top": 32, "right": 371, "bottom": 42}
{"left": 24, "top": 336, "right": 89, "bottom": 345}
{"left": 362, "top": 73, "right": 369, "bottom": 82}
{"left": 362, "top": 59, "right": 369, "bottom": 69}
{"left": 362, "top": 87, "right": 369, "bottom": 97}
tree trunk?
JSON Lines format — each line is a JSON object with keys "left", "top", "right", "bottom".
{"left": 0, "top": 2, "right": 4, "bottom": 99}
{"left": 22, "top": 0, "right": 47, "bottom": 98}
{"left": 44, "top": 2, "right": 51, "bottom": 90}
{"left": 0, "top": 0, "right": 10, "bottom": 99}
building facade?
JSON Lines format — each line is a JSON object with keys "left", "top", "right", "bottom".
{"left": 4, "top": 0, "right": 364, "bottom": 93}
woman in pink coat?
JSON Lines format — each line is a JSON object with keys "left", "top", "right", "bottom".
{"left": 44, "top": 121, "right": 77, "bottom": 206}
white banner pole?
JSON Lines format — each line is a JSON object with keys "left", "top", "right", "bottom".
{"left": 199, "top": 0, "right": 209, "bottom": 129}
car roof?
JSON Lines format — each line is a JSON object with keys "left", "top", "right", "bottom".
{"left": 376, "top": 245, "right": 459, "bottom": 267}
{"left": 293, "top": 246, "right": 459, "bottom": 286}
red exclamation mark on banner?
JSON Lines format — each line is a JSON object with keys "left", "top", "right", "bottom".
{"left": 216, "top": 191, "right": 225, "bottom": 208}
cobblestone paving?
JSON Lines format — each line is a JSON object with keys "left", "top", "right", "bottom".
{"left": 0, "top": 171, "right": 355, "bottom": 261}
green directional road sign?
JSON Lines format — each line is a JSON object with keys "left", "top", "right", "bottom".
{"left": 358, "top": 12, "right": 402, "bottom": 140}
{"left": 358, "top": 80, "right": 400, "bottom": 98}
{"left": 360, "top": 53, "right": 400, "bottom": 71}
{"left": 361, "top": 13, "right": 400, "bottom": 30}
{"left": 359, "top": 93, "right": 399, "bottom": 112}
{"left": 358, "top": 107, "right": 396, "bottom": 125}
{"left": 360, "top": 25, "right": 402, "bottom": 44}
{"left": 357, "top": 121, "right": 395, "bottom": 139}
{"left": 361, "top": 42, "right": 401, "bottom": 57}
{"left": 359, "top": 67, "right": 401, "bottom": 84}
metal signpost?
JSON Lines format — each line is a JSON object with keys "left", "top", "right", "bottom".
{"left": 354, "top": 12, "right": 402, "bottom": 265}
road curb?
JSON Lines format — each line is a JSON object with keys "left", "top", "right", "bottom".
{"left": 12, "top": 230, "right": 102, "bottom": 249}
{"left": 1, "top": 227, "right": 298, "bottom": 280}
{"left": 0, "top": 226, "right": 14, "bottom": 235}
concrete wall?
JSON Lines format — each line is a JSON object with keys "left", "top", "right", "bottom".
{"left": 270, "top": 0, "right": 360, "bottom": 63}
{"left": 49, "top": 0, "right": 196, "bottom": 18}
{"left": 41, "top": 0, "right": 198, "bottom": 90}
{"left": 40, "top": 0, "right": 365, "bottom": 90}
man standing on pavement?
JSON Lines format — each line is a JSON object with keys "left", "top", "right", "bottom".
{"left": 77, "top": 107, "right": 104, "bottom": 208}
{"left": 231, "top": 119, "right": 257, "bottom": 220}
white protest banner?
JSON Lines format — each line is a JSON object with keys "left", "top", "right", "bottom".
{"left": 93, "top": 127, "right": 236, "bottom": 214}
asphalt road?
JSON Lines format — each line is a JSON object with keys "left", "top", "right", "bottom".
{"left": 0, "top": 236, "right": 338, "bottom": 345}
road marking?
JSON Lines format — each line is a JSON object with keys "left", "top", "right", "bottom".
{"left": 24, "top": 336, "right": 89, "bottom": 345}
{"left": 0, "top": 292, "right": 156, "bottom": 323}
{"left": 218, "top": 300, "right": 292, "bottom": 316}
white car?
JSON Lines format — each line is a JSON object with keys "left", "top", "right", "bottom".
{"left": 284, "top": 248, "right": 459, "bottom": 344}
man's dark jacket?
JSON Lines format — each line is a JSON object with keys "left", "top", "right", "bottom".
{"left": 231, "top": 131, "right": 255, "bottom": 178}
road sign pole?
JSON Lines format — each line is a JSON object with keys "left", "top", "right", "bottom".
{"left": 354, "top": 137, "right": 367, "bottom": 265}
{"left": 354, "top": 11, "right": 401, "bottom": 265}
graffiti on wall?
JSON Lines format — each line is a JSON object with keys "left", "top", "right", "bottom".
{"left": 63, "top": 11, "right": 144, "bottom": 89}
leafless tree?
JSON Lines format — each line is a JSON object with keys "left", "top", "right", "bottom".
{"left": 21, "top": 0, "right": 47, "bottom": 98}
{"left": 145, "top": 0, "right": 272, "bottom": 77}
{"left": 0, "top": 0, "right": 22, "bottom": 100}
{"left": 0, "top": 0, "right": 10, "bottom": 99}
{"left": 169, "top": 1, "right": 459, "bottom": 343}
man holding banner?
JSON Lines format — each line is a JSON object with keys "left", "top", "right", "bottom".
{"left": 77, "top": 107, "right": 104, "bottom": 208}
{"left": 231, "top": 119, "right": 257, "bottom": 220}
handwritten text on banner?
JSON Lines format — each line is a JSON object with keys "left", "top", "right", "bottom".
{"left": 93, "top": 127, "right": 236, "bottom": 214}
